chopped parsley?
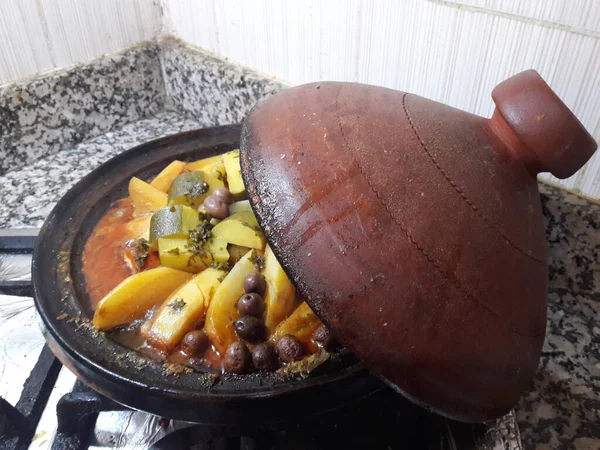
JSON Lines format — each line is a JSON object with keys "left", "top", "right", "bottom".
{"left": 187, "top": 220, "right": 214, "bottom": 267}
{"left": 133, "top": 238, "right": 150, "bottom": 270}
{"left": 210, "top": 261, "right": 230, "bottom": 271}
{"left": 251, "top": 251, "right": 265, "bottom": 271}
{"left": 187, "top": 181, "right": 209, "bottom": 199}
{"left": 167, "top": 247, "right": 180, "bottom": 256}
{"left": 168, "top": 298, "right": 186, "bottom": 311}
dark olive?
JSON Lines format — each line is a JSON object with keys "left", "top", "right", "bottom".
{"left": 203, "top": 195, "right": 229, "bottom": 219}
{"left": 212, "top": 187, "right": 233, "bottom": 204}
{"left": 180, "top": 330, "right": 209, "bottom": 356}
{"left": 276, "top": 335, "right": 304, "bottom": 362}
{"left": 234, "top": 315, "right": 265, "bottom": 342}
{"left": 312, "top": 326, "right": 338, "bottom": 351}
{"left": 223, "top": 342, "right": 251, "bottom": 373}
{"left": 252, "top": 342, "right": 278, "bottom": 371}
{"left": 236, "top": 293, "right": 265, "bottom": 317}
{"left": 243, "top": 272, "right": 266, "bottom": 296}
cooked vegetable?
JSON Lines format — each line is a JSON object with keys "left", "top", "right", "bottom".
{"left": 158, "top": 236, "right": 229, "bottom": 272}
{"left": 236, "top": 292, "right": 265, "bottom": 317}
{"left": 149, "top": 205, "right": 200, "bottom": 243}
{"left": 252, "top": 342, "right": 278, "bottom": 370}
{"left": 223, "top": 149, "right": 245, "bottom": 196}
{"left": 276, "top": 335, "right": 304, "bottom": 362}
{"left": 150, "top": 160, "right": 186, "bottom": 192}
{"left": 204, "top": 249, "right": 258, "bottom": 353}
{"left": 223, "top": 342, "right": 251, "bottom": 373}
{"left": 270, "top": 302, "right": 322, "bottom": 345}
{"left": 145, "top": 268, "right": 226, "bottom": 352}
{"left": 168, "top": 172, "right": 209, "bottom": 207}
{"left": 228, "top": 244, "right": 252, "bottom": 264}
{"left": 243, "top": 272, "right": 266, "bottom": 296}
{"left": 211, "top": 211, "right": 265, "bottom": 249}
{"left": 93, "top": 267, "right": 192, "bottom": 330}
{"left": 124, "top": 216, "right": 152, "bottom": 241}
{"left": 129, "top": 177, "right": 168, "bottom": 216}
{"left": 229, "top": 200, "right": 252, "bottom": 215}
{"left": 186, "top": 154, "right": 223, "bottom": 172}
{"left": 180, "top": 330, "right": 209, "bottom": 357}
{"left": 263, "top": 245, "right": 297, "bottom": 334}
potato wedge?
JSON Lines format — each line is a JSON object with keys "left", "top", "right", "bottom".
{"left": 146, "top": 268, "right": 226, "bottom": 352}
{"left": 270, "top": 302, "right": 322, "bottom": 345}
{"left": 263, "top": 244, "right": 296, "bottom": 334}
{"left": 129, "top": 177, "right": 168, "bottom": 216}
{"left": 150, "top": 160, "right": 186, "bottom": 192}
{"left": 211, "top": 211, "right": 265, "bottom": 249}
{"left": 223, "top": 149, "right": 245, "bottom": 196}
{"left": 158, "top": 236, "right": 229, "bottom": 272}
{"left": 228, "top": 244, "right": 252, "bottom": 264}
{"left": 186, "top": 154, "right": 223, "bottom": 172}
{"left": 124, "top": 216, "right": 152, "bottom": 241}
{"left": 204, "top": 249, "right": 257, "bottom": 353}
{"left": 93, "top": 267, "right": 192, "bottom": 330}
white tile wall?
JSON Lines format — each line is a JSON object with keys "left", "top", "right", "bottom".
{"left": 1, "top": 0, "right": 599, "bottom": 197}
{"left": 165, "top": 0, "right": 600, "bottom": 198}
{"left": 443, "top": 0, "right": 600, "bottom": 34}
{"left": 0, "top": 0, "right": 162, "bottom": 85}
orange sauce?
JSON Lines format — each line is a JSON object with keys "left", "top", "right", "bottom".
{"left": 83, "top": 199, "right": 136, "bottom": 305}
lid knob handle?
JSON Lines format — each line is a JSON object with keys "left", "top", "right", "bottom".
{"left": 490, "top": 70, "right": 597, "bottom": 179}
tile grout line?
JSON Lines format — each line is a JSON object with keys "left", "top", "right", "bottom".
{"left": 424, "top": 0, "right": 600, "bottom": 39}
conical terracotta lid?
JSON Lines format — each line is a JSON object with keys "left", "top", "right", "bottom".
{"left": 239, "top": 70, "right": 597, "bottom": 422}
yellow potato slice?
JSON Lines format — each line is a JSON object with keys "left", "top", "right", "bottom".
{"left": 150, "top": 160, "right": 186, "bottom": 192}
{"left": 270, "top": 302, "right": 322, "bottom": 344}
{"left": 211, "top": 211, "right": 265, "bottom": 249}
{"left": 158, "top": 236, "right": 229, "bottom": 273}
{"left": 124, "top": 216, "right": 152, "bottom": 241}
{"left": 186, "top": 154, "right": 223, "bottom": 173}
{"left": 129, "top": 177, "right": 168, "bottom": 216}
{"left": 93, "top": 267, "right": 192, "bottom": 330}
{"left": 222, "top": 149, "right": 245, "bottom": 196}
{"left": 204, "top": 249, "right": 258, "bottom": 353}
{"left": 263, "top": 244, "right": 296, "bottom": 334}
{"left": 146, "top": 268, "right": 226, "bottom": 352}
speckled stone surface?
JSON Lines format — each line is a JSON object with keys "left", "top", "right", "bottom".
{"left": 161, "top": 40, "right": 286, "bottom": 125}
{"left": 0, "top": 44, "right": 165, "bottom": 176}
{"left": 0, "top": 112, "right": 204, "bottom": 228}
{"left": 517, "top": 183, "right": 600, "bottom": 450}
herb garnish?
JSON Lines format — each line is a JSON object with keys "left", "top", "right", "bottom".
{"left": 251, "top": 251, "right": 265, "bottom": 271}
{"left": 168, "top": 298, "right": 186, "bottom": 311}
{"left": 133, "top": 238, "right": 150, "bottom": 270}
{"left": 186, "top": 181, "right": 209, "bottom": 200}
{"left": 168, "top": 247, "right": 180, "bottom": 255}
{"left": 187, "top": 220, "right": 214, "bottom": 267}
{"left": 210, "top": 261, "right": 230, "bottom": 271}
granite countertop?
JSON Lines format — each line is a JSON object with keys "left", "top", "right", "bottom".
{"left": 0, "top": 112, "right": 597, "bottom": 449}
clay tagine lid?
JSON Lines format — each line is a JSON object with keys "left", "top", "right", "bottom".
{"left": 239, "top": 70, "right": 597, "bottom": 422}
